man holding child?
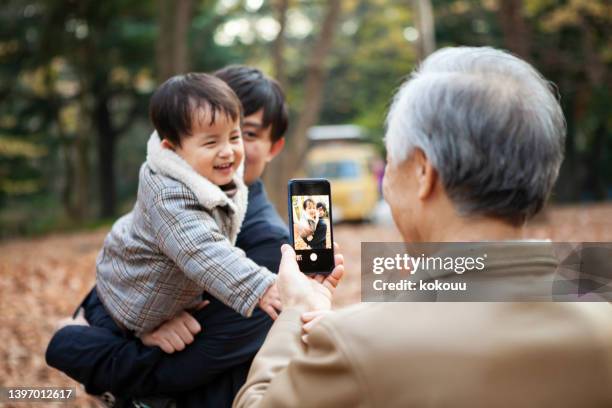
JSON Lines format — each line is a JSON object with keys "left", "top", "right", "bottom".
{"left": 47, "top": 66, "right": 293, "bottom": 407}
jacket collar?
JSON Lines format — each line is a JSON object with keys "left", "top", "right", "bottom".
{"left": 146, "top": 131, "right": 248, "bottom": 243}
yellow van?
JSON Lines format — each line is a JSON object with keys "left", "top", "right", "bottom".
{"left": 305, "top": 126, "right": 381, "bottom": 221}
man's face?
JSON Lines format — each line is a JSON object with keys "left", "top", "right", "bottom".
{"left": 317, "top": 207, "right": 325, "bottom": 218}
{"left": 242, "top": 109, "right": 284, "bottom": 185}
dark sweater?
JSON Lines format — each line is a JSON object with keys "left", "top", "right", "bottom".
{"left": 309, "top": 218, "right": 328, "bottom": 249}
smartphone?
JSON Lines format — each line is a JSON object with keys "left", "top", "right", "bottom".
{"left": 288, "top": 178, "right": 335, "bottom": 275}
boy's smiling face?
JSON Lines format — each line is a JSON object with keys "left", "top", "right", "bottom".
{"left": 167, "top": 108, "right": 244, "bottom": 187}
{"left": 305, "top": 200, "right": 317, "bottom": 219}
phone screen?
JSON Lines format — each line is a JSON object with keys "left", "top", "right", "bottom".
{"left": 288, "top": 178, "right": 335, "bottom": 275}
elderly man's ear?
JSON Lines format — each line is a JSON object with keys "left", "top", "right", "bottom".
{"left": 413, "top": 148, "right": 437, "bottom": 200}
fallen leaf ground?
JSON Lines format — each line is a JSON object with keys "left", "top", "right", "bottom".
{"left": 1, "top": 203, "right": 611, "bottom": 407}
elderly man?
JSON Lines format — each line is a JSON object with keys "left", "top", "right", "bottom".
{"left": 233, "top": 47, "right": 612, "bottom": 407}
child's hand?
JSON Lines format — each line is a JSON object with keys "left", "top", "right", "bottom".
{"left": 258, "top": 283, "right": 282, "bottom": 320}
{"left": 297, "top": 220, "right": 313, "bottom": 238}
{"left": 141, "top": 305, "right": 206, "bottom": 353}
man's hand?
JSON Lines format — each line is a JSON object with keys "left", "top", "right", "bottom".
{"left": 141, "top": 301, "right": 207, "bottom": 354}
{"left": 301, "top": 310, "right": 332, "bottom": 344}
{"left": 277, "top": 243, "right": 344, "bottom": 313}
{"left": 258, "top": 283, "right": 282, "bottom": 320}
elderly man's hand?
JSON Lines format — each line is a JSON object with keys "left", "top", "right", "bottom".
{"left": 277, "top": 243, "right": 344, "bottom": 312}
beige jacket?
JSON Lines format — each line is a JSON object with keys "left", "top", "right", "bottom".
{"left": 234, "top": 245, "right": 612, "bottom": 407}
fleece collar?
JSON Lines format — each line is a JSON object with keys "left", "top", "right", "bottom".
{"left": 146, "top": 131, "right": 248, "bottom": 243}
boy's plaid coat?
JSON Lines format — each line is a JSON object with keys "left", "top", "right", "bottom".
{"left": 96, "top": 132, "right": 276, "bottom": 335}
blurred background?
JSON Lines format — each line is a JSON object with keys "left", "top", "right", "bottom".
{"left": 0, "top": 0, "right": 610, "bottom": 236}
{"left": 0, "top": 1, "right": 610, "bottom": 404}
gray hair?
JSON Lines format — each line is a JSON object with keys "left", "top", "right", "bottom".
{"left": 385, "top": 46, "right": 566, "bottom": 225}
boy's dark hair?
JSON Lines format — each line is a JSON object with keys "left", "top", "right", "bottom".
{"left": 149, "top": 73, "right": 242, "bottom": 146}
{"left": 214, "top": 65, "right": 288, "bottom": 142}
{"left": 303, "top": 198, "right": 315, "bottom": 210}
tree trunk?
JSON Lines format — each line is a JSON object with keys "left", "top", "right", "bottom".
{"left": 272, "top": 0, "right": 289, "bottom": 90}
{"left": 411, "top": 0, "right": 436, "bottom": 60}
{"left": 580, "top": 20, "right": 608, "bottom": 200}
{"left": 585, "top": 122, "right": 608, "bottom": 200}
{"left": 94, "top": 91, "right": 117, "bottom": 218}
{"left": 60, "top": 136, "right": 75, "bottom": 217}
{"left": 70, "top": 87, "right": 93, "bottom": 221}
{"left": 156, "top": 0, "right": 194, "bottom": 81}
{"left": 60, "top": 136, "right": 89, "bottom": 221}
{"left": 497, "top": 0, "right": 530, "bottom": 58}
{"left": 264, "top": 0, "right": 342, "bottom": 216}
{"left": 556, "top": 92, "right": 580, "bottom": 202}
{"left": 74, "top": 130, "right": 90, "bottom": 220}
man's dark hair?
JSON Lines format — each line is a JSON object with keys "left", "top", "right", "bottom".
{"left": 214, "top": 65, "right": 288, "bottom": 142}
{"left": 316, "top": 202, "right": 327, "bottom": 216}
{"left": 149, "top": 73, "right": 242, "bottom": 146}
{"left": 303, "top": 198, "right": 315, "bottom": 210}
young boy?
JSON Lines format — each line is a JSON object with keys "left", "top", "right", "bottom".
{"left": 46, "top": 67, "right": 290, "bottom": 406}
{"left": 95, "top": 73, "right": 281, "bottom": 337}
{"left": 297, "top": 198, "right": 318, "bottom": 247}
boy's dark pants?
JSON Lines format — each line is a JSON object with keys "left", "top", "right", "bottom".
{"left": 46, "top": 287, "right": 272, "bottom": 405}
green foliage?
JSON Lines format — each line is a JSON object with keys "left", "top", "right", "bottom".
{"left": 0, "top": 0, "right": 238, "bottom": 237}
{"left": 0, "top": 0, "right": 610, "bottom": 238}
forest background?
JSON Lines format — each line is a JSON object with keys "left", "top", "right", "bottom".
{"left": 0, "top": 0, "right": 610, "bottom": 237}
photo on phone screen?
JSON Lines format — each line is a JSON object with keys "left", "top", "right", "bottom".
{"left": 291, "top": 195, "right": 331, "bottom": 250}
{"left": 288, "top": 179, "right": 335, "bottom": 275}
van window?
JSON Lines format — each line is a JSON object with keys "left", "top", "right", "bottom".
{"left": 308, "top": 160, "right": 360, "bottom": 179}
